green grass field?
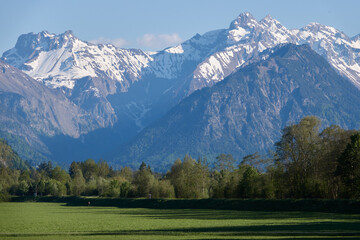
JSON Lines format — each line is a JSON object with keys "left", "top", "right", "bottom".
{"left": 1, "top": 202, "right": 360, "bottom": 239}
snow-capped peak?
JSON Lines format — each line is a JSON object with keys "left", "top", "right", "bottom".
{"left": 40, "top": 30, "right": 55, "bottom": 38}
{"left": 14, "top": 30, "right": 77, "bottom": 54}
{"left": 260, "top": 14, "right": 282, "bottom": 27}
{"left": 229, "top": 12, "right": 258, "bottom": 29}
{"left": 304, "top": 22, "right": 324, "bottom": 30}
{"left": 261, "top": 14, "right": 274, "bottom": 22}
{"left": 351, "top": 34, "right": 360, "bottom": 49}
{"left": 2, "top": 30, "right": 153, "bottom": 90}
{"left": 63, "top": 30, "right": 74, "bottom": 38}
{"left": 300, "top": 22, "right": 347, "bottom": 39}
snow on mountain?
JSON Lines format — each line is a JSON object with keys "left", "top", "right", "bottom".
{"left": 147, "top": 29, "right": 226, "bottom": 79}
{"left": 190, "top": 14, "right": 296, "bottom": 92}
{"left": 2, "top": 13, "right": 360, "bottom": 135}
{"left": 185, "top": 13, "right": 360, "bottom": 93}
{"left": 2, "top": 30, "right": 153, "bottom": 91}
{"left": 296, "top": 23, "right": 360, "bottom": 88}
{"left": 352, "top": 34, "right": 360, "bottom": 47}
{"left": 3, "top": 14, "right": 360, "bottom": 95}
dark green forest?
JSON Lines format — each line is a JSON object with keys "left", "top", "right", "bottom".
{"left": 1, "top": 116, "right": 360, "bottom": 201}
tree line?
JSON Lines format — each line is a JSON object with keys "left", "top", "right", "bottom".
{"left": 1, "top": 116, "right": 360, "bottom": 200}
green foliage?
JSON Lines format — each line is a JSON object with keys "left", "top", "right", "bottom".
{"left": 1, "top": 116, "right": 360, "bottom": 200}
{"left": 151, "top": 179, "right": 175, "bottom": 198}
{"left": 210, "top": 168, "right": 242, "bottom": 198}
{"left": 44, "top": 179, "right": 66, "bottom": 196}
{"left": 238, "top": 165, "right": 261, "bottom": 198}
{"left": 81, "top": 159, "right": 99, "bottom": 181}
{"left": 95, "top": 177, "right": 108, "bottom": 196}
{"left": 17, "top": 180, "right": 29, "bottom": 196}
{"left": 0, "top": 131, "right": 49, "bottom": 166}
{"left": 107, "top": 179, "right": 121, "bottom": 197}
{"left": 0, "top": 138, "right": 28, "bottom": 170}
{"left": 119, "top": 180, "right": 132, "bottom": 197}
{"left": 318, "top": 125, "right": 354, "bottom": 198}
{"left": 241, "top": 152, "right": 271, "bottom": 173}
{"left": 133, "top": 162, "right": 156, "bottom": 197}
{"left": 71, "top": 169, "right": 86, "bottom": 196}
{"left": 214, "top": 153, "right": 236, "bottom": 172}
{"left": 275, "top": 116, "right": 323, "bottom": 198}
{"left": 210, "top": 170, "right": 228, "bottom": 198}
{"left": 271, "top": 116, "right": 360, "bottom": 199}
{"left": 167, "top": 155, "right": 210, "bottom": 198}
{"left": 97, "top": 160, "right": 110, "bottom": 178}
{"left": 337, "top": 133, "right": 360, "bottom": 198}
{"left": 51, "top": 166, "right": 70, "bottom": 183}
{"left": 119, "top": 166, "right": 133, "bottom": 181}
{"left": 38, "top": 161, "right": 53, "bottom": 178}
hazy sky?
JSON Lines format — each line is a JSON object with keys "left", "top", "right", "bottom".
{"left": 1, "top": 0, "right": 360, "bottom": 54}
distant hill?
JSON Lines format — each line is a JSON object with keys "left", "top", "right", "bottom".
{"left": 0, "top": 138, "right": 28, "bottom": 170}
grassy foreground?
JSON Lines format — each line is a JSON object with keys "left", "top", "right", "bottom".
{"left": 1, "top": 202, "right": 360, "bottom": 239}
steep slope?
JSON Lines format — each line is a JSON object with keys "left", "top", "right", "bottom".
{"left": 0, "top": 60, "right": 109, "bottom": 162}
{"left": 111, "top": 44, "right": 360, "bottom": 171}
{"left": 0, "top": 138, "right": 28, "bottom": 170}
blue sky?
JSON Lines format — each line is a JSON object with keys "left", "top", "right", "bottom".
{"left": 1, "top": 0, "right": 360, "bottom": 54}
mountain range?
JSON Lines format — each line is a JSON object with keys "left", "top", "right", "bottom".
{"left": 1, "top": 12, "right": 360, "bottom": 169}
{"left": 112, "top": 44, "right": 360, "bottom": 170}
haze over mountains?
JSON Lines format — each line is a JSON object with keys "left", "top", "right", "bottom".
{"left": 1, "top": 13, "right": 360, "bottom": 169}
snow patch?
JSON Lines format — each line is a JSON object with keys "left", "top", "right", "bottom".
{"left": 165, "top": 45, "right": 184, "bottom": 54}
{"left": 228, "top": 27, "right": 249, "bottom": 42}
{"left": 125, "top": 101, "right": 151, "bottom": 130}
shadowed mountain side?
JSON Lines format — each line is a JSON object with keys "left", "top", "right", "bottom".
{"left": 0, "top": 60, "right": 111, "bottom": 164}
{"left": 110, "top": 44, "right": 360, "bottom": 171}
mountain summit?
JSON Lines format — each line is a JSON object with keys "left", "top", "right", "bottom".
{"left": 3, "top": 30, "right": 152, "bottom": 90}
{"left": 229, "top": 12, "right": 258, "bottom": 29}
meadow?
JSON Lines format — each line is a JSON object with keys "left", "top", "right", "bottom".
{"left": 1, "top": 201, "right": 360, "bottom": 240}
